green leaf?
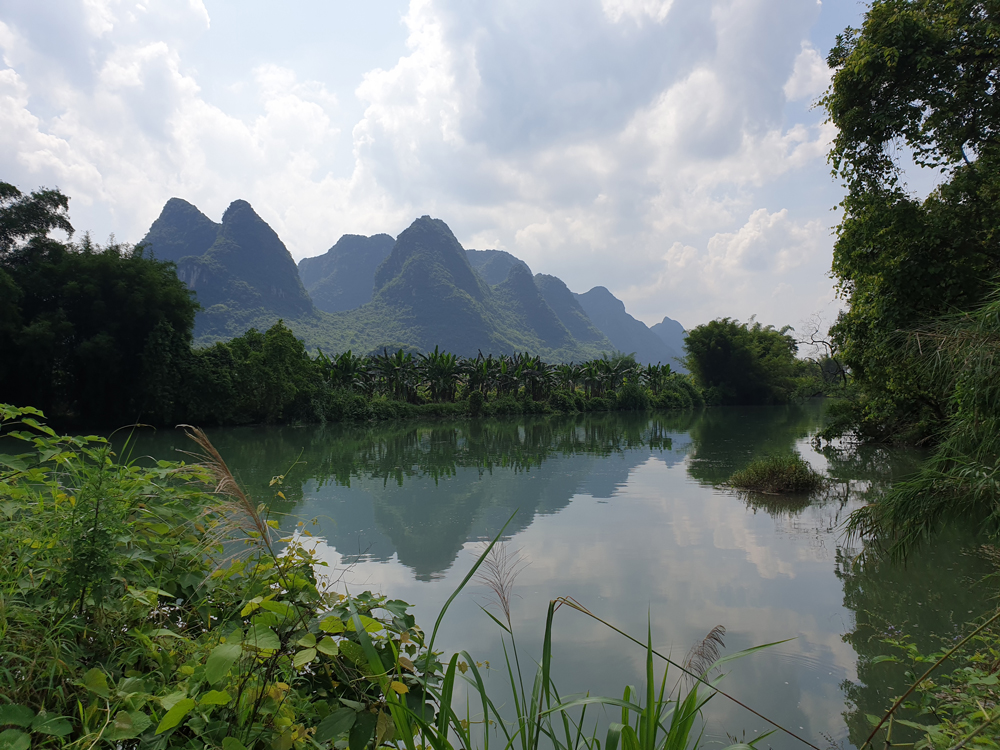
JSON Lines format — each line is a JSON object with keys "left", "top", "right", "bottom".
{"left": 222, "top": 737, "right": 248, "bottom": 750}
{"left": 82, "top": 668, "right": 110, "bottom": 698}
{"left": 198, "top": 690, "right": 231, "bottom": 706}
{"left": 0, "top": 706, "right": 33, "bottom": 728}
{"left": 159, "top": 691, "right": 188, "bottom": 711}
{"left": 259, "top": 600, "right": 296, "bottom": 619}
{"left": 870, "top": 655, "right": 897, "bottom": 665}
{"left": 155, "top": 698, "right": 196, "bottom": 734}
{"left": 240, "top": 596, "right": 264, "bottom": 617}
{"left": 104, "top": 711, "right": 152, "bottom": 741}
{"left": 204, "top": 642, "right": 242, "bottom": 685}
{"left": 967, "top": 673, "right": 999, "bottom": 685}
{"left": 244, "top": 625, "right": 280, "bottom": 652}
{"left": 0, "top": 455, "right": 29, "bottom": 473}
{"left": 293, "top": 648, "right": 317, "bottom": 669}
{"left": 0, "top": 729, "right": 30, "bottom": 750}
{"left": 319, "top": 616, "right": 345, "bottom": 634}
{"left": 297, "top": 633, "right": 316, "bottom": 648}
{"left": 316, "top": 637, "right": 339, "bottom": 656}
{"left": 349, "top": 711, "right": 377, "bottom": 750}
{"left": 30, "top": 715, "right": 73, "bottom": 737}
{"left": 340, "top": 641, "right": 366, "bottom": 667}
{"left": 347, "top": 615, "right": 383, "bottom": 633}
{"left": 314, "top": 708, "right": 356, "bottom": 744}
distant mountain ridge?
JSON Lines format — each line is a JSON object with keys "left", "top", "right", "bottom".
{"left": 141, "top": 197, "right": 687, "bottom": 363}
{"left": 142, "top": 198, "right": 314, "bottom": 340}
{"left": 575, "top": 287, "right": 687, "bottom": 371}
{"left": 298, "top": 233, "right": 395, "bottom": 312}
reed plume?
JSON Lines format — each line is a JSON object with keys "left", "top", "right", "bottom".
{"left": 475, "top": 540, "right": 528, "bottom": 628}
{"left": 179, "top": 425, "right": 276, "bottom": 556}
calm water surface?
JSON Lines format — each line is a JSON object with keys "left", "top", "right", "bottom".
{"left": 130, "top": 402, "right": 992, "bottom": 750}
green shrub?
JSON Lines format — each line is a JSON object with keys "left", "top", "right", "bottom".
{"left": 615, "top": 382, "right": 650, "bottom": 411}
{"left": 587, "top": 396, "right": 611, "bottom": 412}
{"left": 468, "top": 390, "right": 484, "bottom": 417}
{"left": 547, "top": 389, "right": 578, "bottom": 413}
{"left": 728, "top": 453, "right": 824, "bottom": 494}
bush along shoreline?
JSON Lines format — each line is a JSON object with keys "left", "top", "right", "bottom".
{"left": 0, "top": 403, "right": 816, "bottom": 750}
{"left": 134, "top": 322, "right": 705, "bottom": 428}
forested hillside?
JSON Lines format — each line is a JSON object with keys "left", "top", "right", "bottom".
{"left": 139, "top": 196, "right": 687, "bottom": 362}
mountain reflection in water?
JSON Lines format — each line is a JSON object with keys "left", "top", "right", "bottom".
{"left": 129, "top": 402, "right": 993, "bottom": 749}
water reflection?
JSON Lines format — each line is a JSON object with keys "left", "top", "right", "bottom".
{"left": 127, "top": 401, "right": 993, "bottom": 749}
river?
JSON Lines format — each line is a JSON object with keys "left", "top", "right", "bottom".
{"left": 129, "top": 401, "right": 993, "bottom": 749}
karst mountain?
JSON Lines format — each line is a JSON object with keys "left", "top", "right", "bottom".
{"left": 140, "top": 198, "right": 687, "bottom": 367}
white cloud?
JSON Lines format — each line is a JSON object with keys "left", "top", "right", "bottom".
{"left": 784, "top": 41, "right": 831, "bottom": 101}
{"left": 0, "top": 0, "right": 857, "bottom": 328}
{"left": 622, "top": 208, "right": 837, "bottom": 327}
{"left": 601, "top": 0, "right": 674, "bottom": 24}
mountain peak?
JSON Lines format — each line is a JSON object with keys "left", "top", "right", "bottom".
{"left": 466, "top": 249, "right": 533, "bottom": 285}
{"left": 580, "top": 286, "right": 626, "bottom": 313}
{"left": 142, "top": 198, "right": 219, "bottom": 263}
{"left": 141, "top": 197, "right": 313, "bottom": 341}
{"left": 298, "top": 233, "right": 396, "bottom": 313}
{"left": 374, "top": 216, "right": 484, "bottom": 301}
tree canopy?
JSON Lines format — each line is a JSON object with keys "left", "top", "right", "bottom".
{"left": 0, "top": 182, "right": 199, "bottom": 424}
{"left": 822, "top": 0, "right": 1000, "bottom": 437}
{"left": 683, "top": 318, "right": 800, "bottom": 405}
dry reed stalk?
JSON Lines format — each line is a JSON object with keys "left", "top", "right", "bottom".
{"left": 475, "top": 540, "right": 528, "bottom": 627}
{"left": 178, "top": 425, "right": 276, "bottom": 556}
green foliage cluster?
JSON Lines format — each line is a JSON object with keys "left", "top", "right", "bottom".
{"left": 727, "top": 454, "right": 824, "bottom": 495}
{"left": 177, "top": 336, "right": 701, "bottom": 426}
{"left": 0, "top": 404, "right": 446, "bottom": 749}
{"left": 821, "top": 0, "right": 1000, "bottom": 440}
{"left": 0, "top": 403, "right": 776, "bottom": 750}
{"left": 682, "top": 318, "right": 823, "bottom": 405}
{"left": 820, "top": 0, "right": 1000, "bottom": 551}
{"left": 0, "top": 183, "right": 198, "bottom": 425}
{"left": 819, "top": 3, "right": 1000, "bottom": 740}
{"left": 846, "top": 292, "right": 1000, "bottom": 557}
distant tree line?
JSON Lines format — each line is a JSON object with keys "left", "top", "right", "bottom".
{"left": 1, "top": 180, "right": 836, "bottom": 427}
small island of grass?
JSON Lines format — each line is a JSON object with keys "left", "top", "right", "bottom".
{"left": 728, "top": 454, "right": 824, "bottom": 494}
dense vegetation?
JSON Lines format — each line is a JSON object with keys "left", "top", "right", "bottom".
{"left": 820, "top": 0, "right": 1000, "bottom": 547}
{"left": 681, "top": 317, "right": 835, "bottom": 405}
{"left": 0, "top": 184, "right": 199, "bottom": 425}
{"left": 818, "top": 1, "right": 1000, "bottom": 746}
{"left": 727, "top": 454, "right": 823, "bottom": 495}
{"left": 173, "top": 330, "right": 703, "bottom": 426}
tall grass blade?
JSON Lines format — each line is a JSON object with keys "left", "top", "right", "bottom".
{"left": 423, "top": 511, "right": 518, "bottom": 673}
{"left": 552, "top": 598, "right": 820, "bottom": 750}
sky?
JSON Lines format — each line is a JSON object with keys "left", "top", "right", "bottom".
{"left": 0, "top": 0, "right": 871, "bottom": 330}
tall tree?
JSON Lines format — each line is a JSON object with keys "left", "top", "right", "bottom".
{"left": 1, "top": 183, "right": 199, "bottom": 423}
{"left": 683, "top": 318, "right": 798, "bottom": 405}
{"left": 822, "top": 0, "right": 1000, "bottom": 438}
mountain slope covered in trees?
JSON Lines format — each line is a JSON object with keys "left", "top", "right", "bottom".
{"left": 141, "top": 197, "right": 685, "bottom": 361}
{"left": 298, "top": 233, "right": 395, "bottom": 313}
{"left": 142, "top": 198, "right": 315, "bottom": 341}
{"left": 576, "top": 286, "right": 686, "bottom": 370}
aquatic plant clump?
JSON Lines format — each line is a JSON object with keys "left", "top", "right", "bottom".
{"left": 728, "top": 454, "right": 824, "bottom": 494}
